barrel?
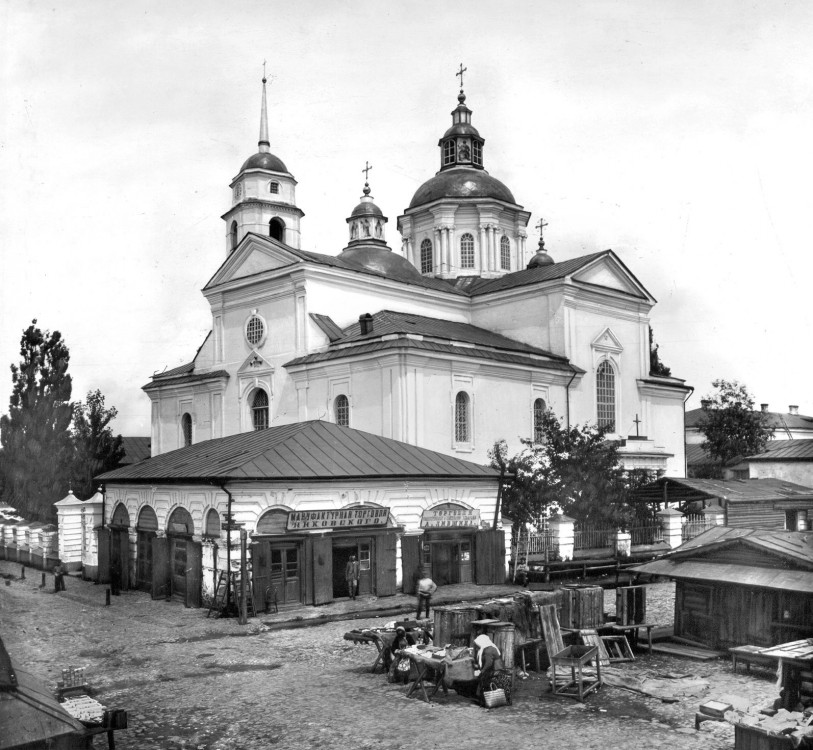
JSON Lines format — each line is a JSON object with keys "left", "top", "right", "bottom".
{"left": 559, "top": 585, "right": 603, "bottom": 629}
{"left": 433, "top": 605, "right": 482, "bottom": 647}
{"left": 487, "top": 622, "right": 516, "bottom": 670}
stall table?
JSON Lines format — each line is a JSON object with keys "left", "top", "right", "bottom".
{"left": 400, "top": 649, "right": 451, "bottom": 703}
{"left": 609, "top": 623, "right": 655, "bottom": 653}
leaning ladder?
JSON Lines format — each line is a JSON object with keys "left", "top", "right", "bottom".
{"left": 514, "top": 525, "right": 530, "bottom": 581}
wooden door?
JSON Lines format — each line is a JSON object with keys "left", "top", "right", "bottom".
{"left": 170, "top": 536, "right": 188, "bottom": 602}
{"left": 251, "top": 541, "right": 270, "bottom": 612}
{"left": 401, "top": 535, "right": 422, "bottom": 594}
{"left": 151, "top": 536, "right": 169, "bottom": 600}
{"left": 97, "top": 527, "right": 111, "bottom": 584}
{"left": 475, "top": 529, "right": 506, "bottom": 585}
{"left": 136, "top": 531, "right": 155, "bottom": 590}
{"left": 676, "top": 582, "right": 715, "bottom": 647}
{"left": 374, "top": 533, "right": 397, "bottom": 597}
{"left": 268, "top": 546, "right": 302, "bottom": 606}
{"left": 283, "top": 547, "right": 300, "bottom": 603}
{"left": 433, "top": 543, "right": 452, "bottom": 585}
{"left": 186, "top": 541, "right": 202, "bottom": 608}
{"left": 358, "top": 542, "right": 373, "bottom": 595}
{"left": 457, "top": 540, "right": 472, "bottom": 584}
{"left": 311, "top": 536, "right": 333, "bottom": 605}
{"left": 116, "top": 530, "right": 130, "bottom": 591}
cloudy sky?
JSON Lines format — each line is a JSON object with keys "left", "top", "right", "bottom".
{"left": 2, "top": 0, "right": 812, "bottom": 436}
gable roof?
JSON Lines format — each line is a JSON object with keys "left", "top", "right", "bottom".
{"left": 285, "top": 309, "right": 581, "bottom": 373}
{"left": 97, "top": 420, "right": 500, "bottom": 484}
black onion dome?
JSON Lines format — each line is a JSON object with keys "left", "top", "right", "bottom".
{"left": 409, "top": 168, "right": 516, "bottom": 209}
{"left": 442, "top": 122, "right": 481, "bottom": 139}
{"left": 350, "top": 199, "right": 384, "bottom": 218}
{"left": 338, "top": 246, "right": 423, "bottom": 281}
{"left": 240, "top": 151, "right": 289, "bottom": 173}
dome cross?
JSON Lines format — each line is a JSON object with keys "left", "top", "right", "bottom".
{"left": 362, "top": 161, "right": 373, "bottom": 181}
{"left": 456, "top": 63, "right": 467, "bottom": 89}
{"left": 535, "top": 217, "right": 548, "bottom": 242}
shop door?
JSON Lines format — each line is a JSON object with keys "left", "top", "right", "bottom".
{"left": 97, "top": 528, "right": 111, "bottom": 585}
{"left": 432, "top": 542, "right": 454, "bottom": 586}
{"left": 110, "top": 529, "right": 129, "bottom": 591}
{"left": 401, "top": 535, "right": 423, "bottom": 595}
{"left": 170, "top": 536, "right": 188, "bottom": 602}
{"left": 270, "top": 546, "right": 301, "bottom": 606}
{"left": 332, "top": 546, "right": 354, "bottom": 598}
{"left": 358, "top": 542, "right": 372, "bottom": 595}
{"left": 136, "top": 531, "right": 155, "bottom": 591}
{"left": 457, "top": 540, "right": 472, "bottom": 584}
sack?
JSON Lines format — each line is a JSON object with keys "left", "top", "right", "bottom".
{"left": 396, "top": 657, "right": 411, "bottom": 673}
{"left": 483, "top": 682, "right": 508, "bottom": 708}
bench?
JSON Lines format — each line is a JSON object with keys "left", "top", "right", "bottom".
{"left": 729, "top": 645, "right": 778, "bottom": 675}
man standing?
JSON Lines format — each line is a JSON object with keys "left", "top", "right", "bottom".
{"left": 53, "top": 563, "right": 66, "bottom": 592}
{"left": 345, "top": 554, "right": 360, "bottom": 600}
{"left": 416, "top": 570, "right": 437, "bottom": 620}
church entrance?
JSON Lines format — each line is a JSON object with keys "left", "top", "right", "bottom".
{"left": 136, "top": 505, "right": 158, "bottom": 591}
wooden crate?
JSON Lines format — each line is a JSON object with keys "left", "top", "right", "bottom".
{"left": 734, "top": 724, "right": 796, "bottom": 750}
{"left": 560, "top": 585, "right": 603, "bottom": 629}
{"left": 616, "top": 585, "right": 647, "bottom": 626}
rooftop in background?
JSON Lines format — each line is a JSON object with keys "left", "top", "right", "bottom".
{"left": 686, "top": 406, "right": 813, "bottom": 433}
{"left": 741, "top": 438, "right": 813, "bottom": 462}
{"left": 119, "top": 437, "right": 152, "bottom": 466}
{"left": 97, "top": 420, "right": 500, "bottom": 484}
{"left": 633, "top": 476, "right": 813, "bottom": 505}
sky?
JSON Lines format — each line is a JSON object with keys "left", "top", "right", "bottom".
{"left": 1, "top": 0, "right": 812, "bottom": 436}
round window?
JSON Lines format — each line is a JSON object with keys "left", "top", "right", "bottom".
{"left": 246, "top": 315, "right": 265, "bottom": 346}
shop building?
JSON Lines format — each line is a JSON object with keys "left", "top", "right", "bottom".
{"left": 96, "top": 420, "right": 506, "bottom": 608}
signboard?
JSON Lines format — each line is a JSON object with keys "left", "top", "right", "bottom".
{"left": 286, "top": 507, "right": 389, "bottom": 531}
{"left": 420, "top": 507, "right": 481, "bottom": 529}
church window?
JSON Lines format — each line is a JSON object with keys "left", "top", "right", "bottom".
{"left": 460, "top": 233, "right": 475, "bottom": 269}
{"left": 472, "top": 141, "right": 482, "bottom": 167}
{"left": 500, "top": 235, "right": 511, "bottom": 270}
{"left": 455, "top": 391, "right": 470, "bottom": 443}
{"left": 246, "top": 314, "right": 265, "bottom": 346}
{"left": 269, "top": 181, "right": 279, "bottom": 194}
{"left": 596, "top": 361, "right": 616, "bottom": 432}
{"left": 533, "top": 398, "right": 546, "bottom": 443}
{"left": 443, "top": 139, "right": 455, "bottom": 166}
{"left": 420, "top": 239, "right": 433, "bottom": 274}
{"left": 251, "top": 389, "right": 269, "bottom": 430}
{"left": 334, "top": 394, "right": 349, "bottom": 427}
{"left": 230, "top": 221, "right": 238, "bottom": 251}
{"left": 181, "top": 413, "right": 192, "bottom": 447}
{"left": 269, "top": 217, "right": 285, "bottom": 242}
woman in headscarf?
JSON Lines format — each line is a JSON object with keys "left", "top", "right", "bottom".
{"left": 472, "top": 634, "right": 512, "bottom": 706}
{"left": 386, "top": 626, "right": 412, "bottom": 683}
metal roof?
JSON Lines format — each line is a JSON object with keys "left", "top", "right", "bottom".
{"left": 632, "top": 476, "right": 813, "bottom": 505}
{"left": 120, "top": 437, "right": 152, "bottom": 466}
{"left": 309, "top": 313, "right": 344, "bottom": 342}
{"left": 686, "top": 443, "right": 722, "bottom": 468}
{"left": 143, "top": 369, "right": 229, "bottom": 392}
{"left": 743, "top": 439, "right": 813, "bottom": 462}
{"left": 668, "top": 526, "right": 813, "bottom": 566}
{"left": 97, "top": 420, "right": 501, "bottom": 484}
{"left": 686, "top": 407, "right": 813, "bottom": 431}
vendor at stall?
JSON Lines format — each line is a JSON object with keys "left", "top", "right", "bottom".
{"left": 454, "top": 634, "right": 512, "bottom": 706}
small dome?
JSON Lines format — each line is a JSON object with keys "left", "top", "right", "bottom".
{"left": 442, "top": 122, "right": 481, "bottom": 139}
{"left": 338, "top": 246, "right": 423, "bottom": 282}
{"left": 527, "top": 243, "right": 554, "bottom": 268}
{"left": 350, "top": 185, "right": 385, "bottom": 218}
{"left": 409, "top": 168, "right": 516, "bottom": 209}
{"left": 240, "top": 151, "right": 288, "bottom": 173}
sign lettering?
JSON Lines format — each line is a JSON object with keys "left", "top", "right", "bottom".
{"left": 286, "top": 507, "right": 389, "bottom": 531}
{"left": 420, "top": 508, "right": 481, "bottom": 529}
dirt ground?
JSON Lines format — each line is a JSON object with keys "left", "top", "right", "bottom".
{"left": 1, "top": 561, "right": 778, "bottom": 750}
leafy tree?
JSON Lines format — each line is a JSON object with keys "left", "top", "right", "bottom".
{"left": 649, "top": 325, "right": 672, "bottom": 377}
{"left": 490, "top": 410, "right": 635, "bottom": 530}
{"left": 71, "top": 389, "right": 125, "bottom": 500}
{"left": 0, "top": 320, "right": 73, "bottom": 522}
{"left": 698, "top": 379, "right": 774, "bottom": 469}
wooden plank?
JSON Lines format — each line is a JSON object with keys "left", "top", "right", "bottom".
{"left": 578, "top": 629, "right": 610, "bottom": 667}
{"left": 650, "top": 642, "right": 722, "bottom": 660}
{"left": 600, "top": 635, "right": 634, "bottom": 662}
{"left": 539, "top": 603, "right": 564, "bottom": 657}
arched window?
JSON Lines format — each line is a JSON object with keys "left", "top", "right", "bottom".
{"left": 181, "top": 413, "right": 192, "bottom": 447}
{"left": 460, "top": 233, "right": 475, "bottom": 269}
{"left": 269, "top": 217, "right": 285, "bottom": 242}
{"left": 256, "top": 508, "right": 289, "bottom": 535}
{"left": 111, "top": 503, "right": 130, "bottom": 528}
{"left": 137, "top": 505, "right": 158, "bottom": 532}
{"left": 455, "top": 391, "right": 470, "bottom": 443}
{"left": 230, "top": 221, "right": 238, "bottom": 251}
{"left": 252, "top": 389, "right": 269, "bottom": 431}
{"left": 167, "top": 506, "right": 194, "bottom": 536}
{"left": 533, "top": 398, "right": 546, "bottom": 443}
{"left": 472, "top": 141, "right": 483, "bottom": 167}
{"left": 334, "top": 394, "right": 349, "bottom": 427}
{"left": 420, "top": 239, "right": 433, "bottom": 275}
{"left": 596, "top": 361, "right": 616, "bottom": 431}
{"left": 204, "top": 509, "right": 220, "bottom": 539}
{"left": 443, "top": 140, "right": 455, "bottom": 165}
{"left": 500, "top": 235, "right": 511, "bottom": 270}
{"left": 269, "top": 181, "right": 279, "bottom": 194}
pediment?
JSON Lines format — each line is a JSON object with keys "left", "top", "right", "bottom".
{"left": 238, "top": 349, "right": 274, "bottom": 375}
{"left": 205, "top": 235, "right": 302, "bottom": 289}
{"left": 571, "top": 254, "right": 653, "bottom": 301}
{"left": 591, "top": 327, "right": 623, "bottom": 354}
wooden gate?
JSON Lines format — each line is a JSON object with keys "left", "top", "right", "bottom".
{"left": 401, "top": 535, "right": 422, "bottom": 594}
{"left": 97, "top": 527, "right": 111, "bottom": 584}
{"left": 475, "top": 528, "right": 506, "bottom": 585}
{"left": 311, "top": 536, "right": 333, "bottom": 605}
{"left": 374, "top": 532, "right": 397, "bottom": 597}
{"left": 151, "top": 536, "right": 170, "bottom": 600}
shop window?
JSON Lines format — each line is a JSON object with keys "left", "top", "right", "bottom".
{"left": 359, "top": 544, "right": 371, "bottom": 571}
{"left": 460, "top": 542, "right": 471, "bottom": 562}
{"left": 500, "top": 235, "right": 510, "bottom": 270}
{"left": 533, "top": 398, "right": 546, "bottom": 442}
{"left": 252, "top": 388, "right": 269, "bottom": 430}
{"left": 181, "top": 412, "right": 192, "bottom": 447}
{"left": 455, "top": 391, "right": 471, "bottom": 443}
{"left": 271, "top": 549, "right": 283, "bottom": 575}
{"left": 596, "top": 360, "right": 616, "bottom": 431}
{"left": 334, "top": 394, "right": 349, "bottom": 427}
{"left": 420, "top": 238, "right": 433, "bottom": 274}
{"left": 286, "top": 548, "right": 298, "bottom": 576}
{"left": 460, "top": 233, "right": 475, "bottom": 269}
{"left": 204, "top": 509, "right": 220, "bottom": 538}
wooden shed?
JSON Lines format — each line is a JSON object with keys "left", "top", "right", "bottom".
{"left": 632, "top": 476, "right": 813, "bottom": 530}
{"left": 634, "top": 527, "right": 813, "bottom": 650}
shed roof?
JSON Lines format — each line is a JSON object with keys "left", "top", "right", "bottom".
{"left": 97, "top": 420, "right": 500, "bottom": 484}
{"left": 632, "top": 476, "right": 813, "bottom": 507}
{"left": 742, "top": 439, "right": 813, "bottom": 462}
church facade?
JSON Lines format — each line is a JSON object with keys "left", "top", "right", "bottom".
{"left": 143, "top": 75, "right": 690, "bottom": 476}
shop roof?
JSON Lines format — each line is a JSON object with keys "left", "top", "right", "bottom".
{"left": 632, "top": 476, "right": 813, "bottom": 506}
{"left": 97, "top": 420, "right": 501, "bottom": 484}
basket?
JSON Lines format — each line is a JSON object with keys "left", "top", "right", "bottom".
{"left": 483, "top": 682, "right": 507, "bottom": 708}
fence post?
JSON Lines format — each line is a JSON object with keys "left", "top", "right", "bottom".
{"left": 614, "top": 529, "right": 631, "bottom": 557}
{"left": 657, "top": 506, "right": 683, "bottom": 549}
{"left": 549, "top": 514, "right": 575, "bottom": 562}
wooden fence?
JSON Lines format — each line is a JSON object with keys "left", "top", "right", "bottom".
{"left": 681, "top": 514, "right": 715, "bottom": 541}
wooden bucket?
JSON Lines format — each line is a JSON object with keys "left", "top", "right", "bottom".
{"left": 434, "top": 606, "right": 481, "bottom": 647}
{"left": 488, "top": 622, "right": 516, "bottom": 670}
{"left": 559, "top": 585, "right": 603, "bottom": 629}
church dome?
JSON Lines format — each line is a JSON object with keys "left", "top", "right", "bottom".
{"left": 338, "top": 246, "right": 423, "bottom": 282}
{"left": 409, "top": 167, "right": 516, "bottom": 208}
{"left": 240, "top": 151, "right": 288, "bottom": 174}
{"left": 527, "top": 236, "right": 554, "bottom": 268}
{"left": 350, "top": 195, "right": 384, "bottom": 218}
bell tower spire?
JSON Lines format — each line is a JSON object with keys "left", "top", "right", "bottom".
{"left": 258, "top": 61, "right": 270, "bottom": 153}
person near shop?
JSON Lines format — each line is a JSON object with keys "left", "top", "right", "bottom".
{"left": 473, "top": 634, "right": 512, "bottom": 706}
{"left": 415, "top": 572, "right": 437, "bottom": 619}
{"left": 386, "top": 626, "right": 413, "bottom": 683}
{"left": 53, "top": 563, "right": 66, "bottom": 592}
{"left": 345, "top": 554, "right": 360, "bottom": 600}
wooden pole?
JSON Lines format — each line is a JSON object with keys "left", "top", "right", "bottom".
{"left": 239, "top": 529, "right": 248, "bottom": 625}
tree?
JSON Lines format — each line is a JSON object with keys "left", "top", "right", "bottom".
{"left": 0, "top": 321, "right": 73, "bottom": 522}
{"left": 698, "top": 379, "right": 774, "bottom": 469}
{"left": 649, "top": 325, "right": 672, "bottom": 377}
{"left": 490, "top": 410, "right": 636, "bottom": 530}
{"left": 71, "top": 389, "right": 125, "bottom": 500}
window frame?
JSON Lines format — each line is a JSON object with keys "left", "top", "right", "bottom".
{"left": 596, "top": 360, "right": 617, "bottom": 432}
{"left": 460, "top": 233, "right": 475, "bottom": 269}
{"left": 454, "top": 391, "right": 471, "bottom": 444}
{"left": 230, "top": 220, "right": 239, "bottom": 251}
{"left": 251, "top": 388, "right": 269, "bottom": 431}
{"left": 443, "top": 140, "right": 455, "bottom": 165}
{"left": 472, "top": 141, "right": 483, "bottom": 167}
{"left": 533, "top": 398, "right": 546, "bottom": 443}
{"left": 500, "top": 235, "right": 511, "bottom": 271}
{"left": 181, "top": 412, "right": 193, "bottom": 447}
{"left": 269, "top": 181, "right": 280, "bottom": 194}
{"left": 420, "top": 238, "right": 433, "bottom": 274}
{"left": 245, "top": 312, "right": 267, "bottom": 347}
{"left": 334, "top": 394, "right": 350, "bottom": 427}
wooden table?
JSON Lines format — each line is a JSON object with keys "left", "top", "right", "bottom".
{"left": 400, "top": 650, "right": 449, "bottom": 703}
{"left": 609, "top": 623, "right": 655, "bottom": 654}
{"left": 729, "top": 645, "right": 779, "bottom": 674}
{"left": 343, "top": 630, "right": 390, "bottom": 673}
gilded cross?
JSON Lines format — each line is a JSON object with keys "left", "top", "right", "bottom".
{"left": 362, "top": 161, "right": 373, "bottom": 181}
{"left": 456, "top": 63, "right": 467, "bottom": 88}
{"left": 633, "top": 413, "right": 641, "bottom": 437}
{"left": 535, "top": 217, "right": 548, "bottom": 239}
